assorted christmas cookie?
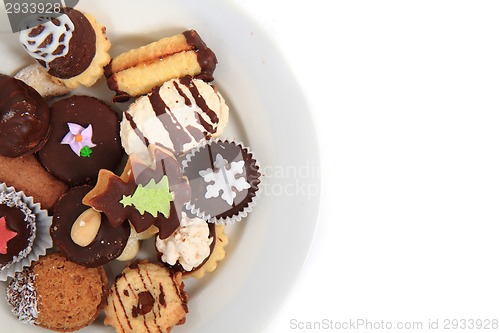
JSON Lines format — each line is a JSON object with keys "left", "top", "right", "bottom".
{"left": 50, "top": 185, "right": 131, "bottom": 268}
{"left": 156, "top": 212, "right": 229, "bottom": 278}
{"left": 0, "top": 154, "right": 68, "bottom": 211}
{"left": 0, "top": 74, "right": 51, "bottom": 158}
{"left": 83, "top": 145, "right": 190, "bottom": 238}
{"left": 104, "top": 261, "right": 188, "bottom": 333}
{"left": 0, "top": 183, "right": 52, "bottom": 281}
{"left": 105, "top": 30, "right": 217, "bottom": 102}
{"left": 18, "top": 8, "right": 111, "bottom": 88}
{"left": 5, "top": 253, "right": 109, "bottom": 331}
{"left": 37, "top": 95, "right": 123, "bottom": 186}
{"left": 120, "top": 76, "right": 229, "bottom": 159}
{"left": 15, "top": 63, "right": 72, "bottom": 99}
{"left": 0, "top": 5, "right": 265, "bottom": 332}
{"left": 183, "top": 140, "right": 261, "bottom": 224}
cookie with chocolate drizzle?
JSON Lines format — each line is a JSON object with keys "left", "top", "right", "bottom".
{"left": 104, "top": 261, "right": 188, "bottom": 333}
{"left": 18, "top": 8, "right": 111, "bottom": 88}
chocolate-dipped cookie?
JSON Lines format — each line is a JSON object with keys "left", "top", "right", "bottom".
{"left": 18, "top": 8, "right": 111, "bottom": 88}
{"left": 38, "top": 95, "right": 123, "bottom": 186}
{"left": 51, "top": 185, "right": 130, "bottom": 267}
{"left": 106, "top": 30, "right": 217, "bottom": 101}
{"left": 0, "top": 74, "right": 51, "bottom": 158}
{"left": 182, "top": 140, "right": 261, "bottom": 224}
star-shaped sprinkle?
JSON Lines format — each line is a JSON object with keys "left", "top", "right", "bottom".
{"left": 0, "top": 216, "right": 18, "bottom": 255}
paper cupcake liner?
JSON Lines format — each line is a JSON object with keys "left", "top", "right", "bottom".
{"left": 0, "top": 183, "right": 52, "bottom": 281}
{"left": 181, "top": 138, "right": 261, "bottom": 225}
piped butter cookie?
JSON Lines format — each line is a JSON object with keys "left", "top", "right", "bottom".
{"left": 104, "top": 261, "right": 188, "bottom": 333}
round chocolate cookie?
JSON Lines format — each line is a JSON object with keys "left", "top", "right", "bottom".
{"left": 51, "top": 185, "right": 130, "bottom": 267}
{"left": 38, "top": 95, "right": 123, "bottom": 186}
{"left": 182, "top": 140, "right": 261, "bottom": 223}
{"left": 0, "top": 74, "right": 50, "bottom": 158}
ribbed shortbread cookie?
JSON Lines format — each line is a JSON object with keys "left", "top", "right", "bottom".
{"left": 104, "top": 261, "right": 188, "bottom": 333}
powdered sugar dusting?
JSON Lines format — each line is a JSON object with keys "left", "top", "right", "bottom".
{"left": 6, "top": 269, "right": 38, "bottom": 325}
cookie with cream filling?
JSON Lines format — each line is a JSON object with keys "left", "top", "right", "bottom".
{"left": 105, "top": 30, "right": 217, "bottom": 101}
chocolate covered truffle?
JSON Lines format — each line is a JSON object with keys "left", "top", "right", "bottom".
{"left": 38, "top": 95, "right": 123, "bottom": 186}
{"left": 51, "top": 185, "right": 130, "bottom": 267}
{"left": 0, "top": 74, "right": 51, "bottom": 158}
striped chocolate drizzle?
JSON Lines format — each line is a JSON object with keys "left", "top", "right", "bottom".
{"left": 173, "top": 80, "right": 192, "bottom": 106}
{"left": 113, "top": 279, "right": 133, "bottom": 330}
{"left": 112, "top": 266, "right": 174, "bottom": 333}
{"left": 179, "top": 76, "right": 219, "bottom": 131}
{"left": 136, "top": 265, "right": 156, "bottom": 333}
{"left": 173, "top": 77, "right": 218, "bottom": 135}
{"left": 124, "top": 111, "right": 150, "bottom": 147}
{"left": 125, "top": 77, "right": 222, "bottom": 155}
{"left": 149, "top": 86, "right": 191, "bottom": 153}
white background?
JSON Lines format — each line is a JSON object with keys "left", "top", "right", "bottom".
{"left": 233, "top": 1, "right": 500, "bottom": 332}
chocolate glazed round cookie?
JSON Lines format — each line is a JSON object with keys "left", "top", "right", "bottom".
{"left": 38, "top": 95, "right": 123, "bottom": 186}
{"left": 51, "top": 185, "right": 130, "bottom": 267}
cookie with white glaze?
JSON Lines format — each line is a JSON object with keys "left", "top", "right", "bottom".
{"left": 18, "top": 8, "right": 111, "bottom": 88}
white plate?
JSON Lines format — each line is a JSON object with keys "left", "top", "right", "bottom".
{"left": 0, "top": 0, "right": 320, "bottom": 332}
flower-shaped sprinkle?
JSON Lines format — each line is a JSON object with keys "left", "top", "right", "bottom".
{"left": 61, "top": 123, "right": 96, "bottom": 157}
